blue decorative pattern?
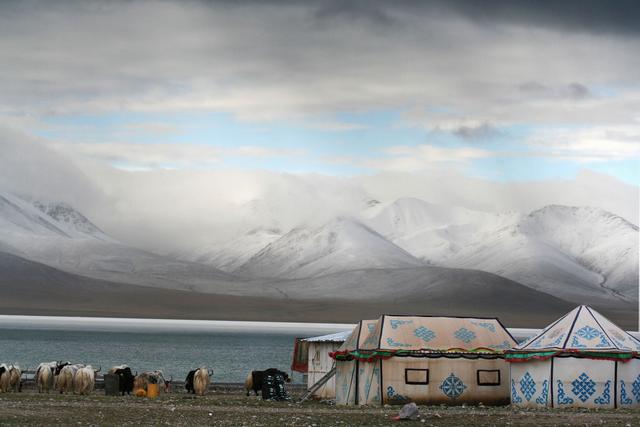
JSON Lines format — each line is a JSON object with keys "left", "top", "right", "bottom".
{"left": 386, "top": 337, "right": 411, "bottom": 348}
{"left": 549, "top": 333, "right": 565, "bottom": 347}
{"left": 519, "top": 372, "right": 536, "bottom": 401}
{"left": 620, "top": 380, "right": 633, "bottom": 405}
{"left": 414, "top": 326, "right": 436, "bottom": 343}
{"left": 454, "top": 328, "right": 476, "bottom": 344}
{"left": 390, "top": 319, "right": 413, "bottom": 329}
{"left": 471, "top": 321, "right": 496, "bottom": 333}
{"left": 571, "top": 373, "right": 596, "bottom": 403}
{"left": 576, "top": 326, "right": 601, "bottom": 340}
{"left": 367, "top": 323, "right": 376, "bottom": 332}
{"left": 511, "top": 379, "right": 522, "bottom": 404}
{"left": 535, "top": 380, "right": 549, "bottom": 405}
{"left": 632, "top": 375, "right": 640, "bottom": 402}
{"left": 570, "top": 336, "right": 587, "bottom": 348}
{"left": 594, "top": 380, "right": 611, "bottom": 405}
{"left": 439, "top": 373, "right": 467, "bottom": 400}
{"left": 492, "top": 340, "right": 514, "bottom": 350}
{"left": 387, "top": 386, "right": 409, "bottom": 402}
{"left": 556, "top": 381, "right": 574, "bottom": 405}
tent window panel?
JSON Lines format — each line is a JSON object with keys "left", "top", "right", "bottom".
{"left": 477, "top": 369, "right": 500, "bottom": 386}
{"left": 405, "top": 368, "right": 429, "bottom": 385}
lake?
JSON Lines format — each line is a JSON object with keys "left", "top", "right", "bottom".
{"left": 0, "top": 316, "right": 354, "bottom": 384}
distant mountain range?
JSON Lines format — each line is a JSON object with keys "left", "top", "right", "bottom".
{"left": 0, "top": 191, "right": 637, "bottom": 325}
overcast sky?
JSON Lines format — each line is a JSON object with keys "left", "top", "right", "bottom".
{"left": 0, "top": 1, "right": 638, "bottom": 250}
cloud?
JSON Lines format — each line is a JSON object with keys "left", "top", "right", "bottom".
{"left": 51, "top": 141, "right": 305, "bottom": 170}
{"left": 0, "top": 1, "right": 638, "bottom": 127}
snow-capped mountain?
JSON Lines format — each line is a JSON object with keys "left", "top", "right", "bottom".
{"left": 234, "top": 217, "right": 424, "bottom": 279}
{"left": 363, "top": 199, "right": 638, "bottom": 303}
{"left": 31, "top": 199, "right": 114, "bottom": 241}
{"left": 178, "top": 228, "right": 283, "bottom": 272}
{"left": 0, "top": 191, "right": 237, "bottom": 292}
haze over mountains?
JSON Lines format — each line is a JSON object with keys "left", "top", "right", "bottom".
{"left": 0, "top": 190, "right": 637, "bottom": 326}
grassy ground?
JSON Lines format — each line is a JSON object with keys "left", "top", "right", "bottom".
{"left": 0, "top": 389, "right": 639, "bottom": 426}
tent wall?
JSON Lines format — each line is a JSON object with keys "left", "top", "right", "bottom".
{"left": 617, "top": 358, "right": 640, "bottom": 408}
{"left": 378, "top": 357, "right": 510, "bottom": 406}
{"left": 511, "top": 358, "right": 633, "bottom": 409}
{"left": 307, "top": 342, "right": 341, "bottom": 399}
{"left": 553, "top": 358, "right": 615, "bottom": 409}
{"left": 335, "top": 360, "right": 357, "bottom": 405}
{"left": 510, "top": 359, "right": 552, "bottom": 407}
{"left": 357, "top": 360, "right": 382, "bottom": 405}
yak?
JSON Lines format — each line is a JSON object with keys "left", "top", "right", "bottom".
{"left": 73, "top": 365, "right": 100, "bottom": 395}
{"left": 185, "top": 367, "right": 212, "bottom": 396}
{"left": 56, "top": 364, "right": 84, "bottom": 394}
{"left": 108, "top": 365, "right": 136, "bottom": 396}
{"left": 244, "top": 368, "right": 290, "bottom": 396}
{"left": 35, "top": 361, "right": 65, "bottom": 393}
{"left": 133, "top": 370, "right": 172, "bottom": 394}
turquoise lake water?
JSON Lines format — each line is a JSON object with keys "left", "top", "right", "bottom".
{"left": 0, "top": 328, "right": 306, "bottom": 383}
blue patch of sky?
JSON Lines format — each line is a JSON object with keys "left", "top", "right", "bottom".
{"left": 32, "top": 110, "right": 638, "bottom": 183}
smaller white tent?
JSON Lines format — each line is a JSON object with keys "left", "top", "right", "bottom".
{"left": 506, "top": 305, "right": 640, "bottom": 409}
{"left": 302, "top": 331, "right": 351, "bottom": 399}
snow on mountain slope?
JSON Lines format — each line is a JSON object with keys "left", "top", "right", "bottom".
{"left": 517, "top": 205, "right": 639, "bottom": 299}
{"left": 363, "top": 197, "right": 495, "bottom": 239}
{"left": 363, "top": 198, "right": 638, "bottom": 303}
{"left": 0, "top": 192, "right": 238, "bottom": 292}
{"left": 234, "top": 217, "right": 424, "bottom": 279}
{"left": 177, "top": 228, "right": 283, "bottom": 272}
{"left": 31, "top": 199, "right": 115, "bottom": 241}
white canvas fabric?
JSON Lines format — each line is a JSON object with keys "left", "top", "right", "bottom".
{"left": 510, "top": 360, "right": 552, "bottom": 408}
{"left": 617, "top": 358, "right": 640, "bottom": 408}
{"left": 518, "top": 305, "right": 640, "bottom": 352}
{"left": 553, "top": 358, "right": 615, "bottom": 409}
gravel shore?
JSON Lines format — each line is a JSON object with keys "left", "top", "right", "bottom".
{"left": 1, "top": 386, "right": 639, "bottom": 426}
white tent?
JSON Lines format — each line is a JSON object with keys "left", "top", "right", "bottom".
{"left": 506, "top": 305, "right": 640, "bottom": 409}
{"left": 302, "top": 330, "right": 351, "bottom": 399}
{"left": 333, "top": 315, "right": 517, "bottom": 406}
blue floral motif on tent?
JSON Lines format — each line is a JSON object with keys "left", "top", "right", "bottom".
{"left": 386, "top": 337, "right": 411, "bottom": 347}
{"left": 571, "top": 373, "right": 596, "bottom": 403}
{"left": 454, "top": 327, "right": 476, "bottom": 343}
{"left": 570, "top": 335, "right": 587, "bottom": 348}
{"left": 367, "top": 323, "right": 376, "bottom": 332}
{"left": 492, "top": 340, "right": 514, "bottom": 350}
{"left": 390, "top": 319, "right": 413, "bottom": 329}
{"left": 576, "top": 326, "right": 601, "bottom": 340}
{"left": 556, "top": 381, "right": 574, "bottom": 405}
{"left": 414, "top": 326, "right": 436, "bottom": 343}
{"left": 594, "top": 380, "right": 611, "bottom": 405}
{"left": 387, "top": 386, "right": 409, "bottom": 402}
{"left": 439, "top": 373, "right": 467, "bottom": 400}
{"left": 471, "top": 321, "right": 496, "bottom": 333}
{"left": 363, "top": 333, "right": 378, "bottom": 347}
{"left": 511, "top": 379, "right": 522, "bottom": 404}
{"left": 633, "top": 375, "right": 640, "bottom": 403}
{"left": 620, "top": 380, "right": 633, "bottom": 405}
{"left": 535, "top": 380, "right": 549, "bottom": 405}
{"left": 519, "top": 372, "right": 536, "bottom": 401}
{"left": 549, "top": 333, "right": 565, "bottom": 347}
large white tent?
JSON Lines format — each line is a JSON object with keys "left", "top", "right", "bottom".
{"left": 332, "top": 315, "right": 517, "bottom": 406}
{"left": 506, "top": 305, "right": 640, "bottom": 409}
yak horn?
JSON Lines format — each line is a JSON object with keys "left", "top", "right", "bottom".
{"left": 208, "top": 369, "right": 213, "bottom": 377}
{"left": 94, "top": 366, "right": 101, "bottom": 373}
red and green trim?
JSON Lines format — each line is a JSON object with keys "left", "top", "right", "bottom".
{"left": 505, "top": 350, "right": 638, "bottom": 363}
{"left": 330, "top": 347, "right": 507, "bottom": 362}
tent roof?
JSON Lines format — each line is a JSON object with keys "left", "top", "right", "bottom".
{"left": 516, "top": 305, "right": 640, "bottom": 353}
{"left": 358, "top": 315, "right": 516, "bottom": 353}
{"left": 337, "top": 319, "right": 377, "bottom": 352}
{"left": 302, "top": 330, "right": 352, "bottom": 343}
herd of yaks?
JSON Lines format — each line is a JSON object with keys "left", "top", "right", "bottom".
{"left": 0, "top": 362, "right": 289, "bottom": 397}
